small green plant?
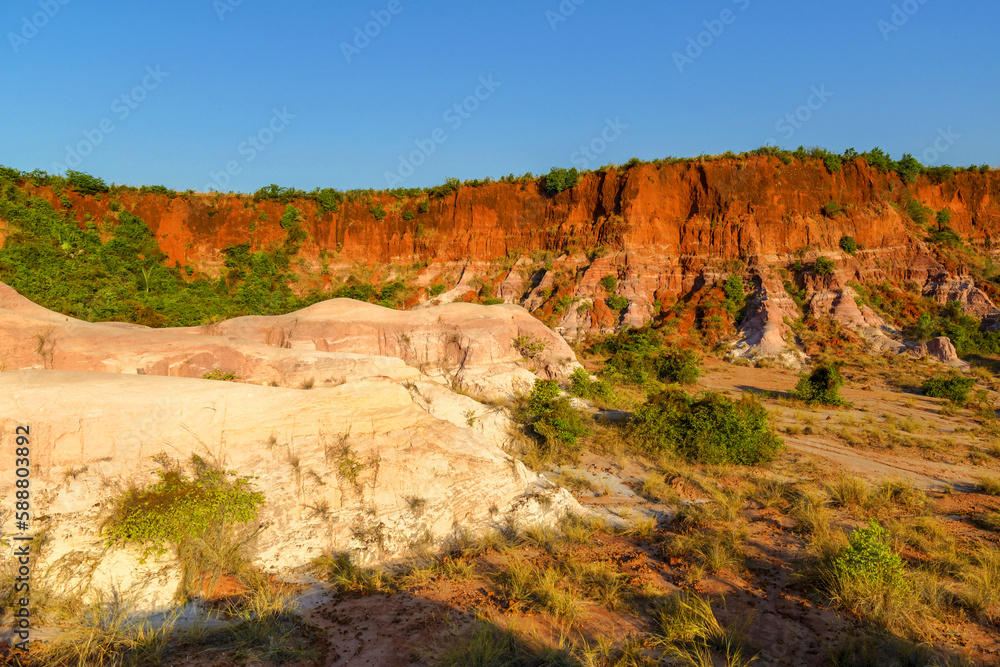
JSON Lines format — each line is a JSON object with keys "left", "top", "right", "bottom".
{"left": 839, "top": 235, "right": 858, "bottom": 255}
{"left": 598, "top": 274, "right": 618, "bottom": 292}
{"left": 427, "top": 283, "right": 447, "bottom": 298}
{"left": 369, "top": 203, "right": 386, "bottom": 220}
{"left": 513, "top": 333, "right": 548, "bottom": 359}
{"left": 823, "top": 520, "right": 911, "bottom": 630}
{"left": 334, "top": 442, "right": 365, "bottom": 489}
{"left": 922, "top": 374, "right": 974, "bottom": 404}
{"left": 418, "top": 199, "right": 430, "bottom": 213}
{"left": 906, "top": 198, "right": 930, "bottom": 226}
{"left": 794, "top": 363, "right": 847, "bottom": 406}
{"left": 203, "top": 369, "right": 242, "bottom": 382}
{"left": 813, "top": 256, "right": 836, "bottom": 276}
{"left": 402, "top": 210, "right": 415, "bottom": 221}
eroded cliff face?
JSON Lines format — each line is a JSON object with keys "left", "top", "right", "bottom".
{"left": 12, "top": 156, "right": 1000, "bottom": 360}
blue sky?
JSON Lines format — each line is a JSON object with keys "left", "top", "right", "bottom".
{"left": 1, "top": 0, "right": 997, "bottom": 192}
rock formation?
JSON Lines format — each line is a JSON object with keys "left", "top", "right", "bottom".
{"left": 0, "top": 285, "right": 580, "bottom": 614}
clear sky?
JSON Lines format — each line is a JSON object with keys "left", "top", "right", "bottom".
{"left": 1, "top": 0, "right": 997, "bottom": 193}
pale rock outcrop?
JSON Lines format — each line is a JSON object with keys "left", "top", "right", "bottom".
{"left": 923, "top": 276, "right": 999, "bottom": 317}
{"left": 0, "top": 282, "right": 578, "bottom": 398}
{"left": 207, "top": 299, "right": 580, "bottom": 397}
{"left": 0, "top": 371, "right": 579, "bottom": 615}
{"left": 498, "top": 258, "right": 530, "bottom": 304}
{"left": 909, "top": 336, "right": 968, "bottom": 367}
{"left": 728, "top": 275, "right": 806, "bottom": 367}
{"left": 810, "top": 285, "right": 906, "bottom": 354}
{"left": 0, "top": 283, "right": 418, "bottom": 387}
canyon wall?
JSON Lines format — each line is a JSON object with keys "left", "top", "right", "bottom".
{"left": 10, "top": 156, "right": 1000, "bottom": 359}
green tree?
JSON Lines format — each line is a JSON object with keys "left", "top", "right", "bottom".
{"left": 545, "top": 167, "right": 579, "bottom": 195}
{"left": 814, "top": 256, "right": 836, "bottom": 275}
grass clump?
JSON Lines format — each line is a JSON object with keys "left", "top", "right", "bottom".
{"left": 203, "top": 369, "right": 242, "bottom": 382}
{"left": 652, "top": 591, "right": 755, "bottom": 666}
{"left": 977, "top": 474, "right": 1000, "bottom": 496}
{"left": 972, "top": 512, "right": 1000, "bottom": 532}
{"left": 628, "top": 389, "right": 782, "bottom": 465}
{"left": 434, "top": 623, "right": 576, "bottom": 667}
{"left": 102, "top": 455, "right": 266, "bottom": 601}
{"left": 794, "top": 363, "right": 848, "bottom": 407}
{"left": 314, "top": 551, "right": 390, "bottom": 595}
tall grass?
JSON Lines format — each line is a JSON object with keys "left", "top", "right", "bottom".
{"left": 652, "top": 592, "right": 755, "bottom": 667}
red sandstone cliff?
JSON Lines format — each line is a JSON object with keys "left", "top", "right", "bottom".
{"left": 6, "top": 156, "right": 1000, "bottom": 361}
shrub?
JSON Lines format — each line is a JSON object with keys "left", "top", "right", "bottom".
{"left": 863, "top": 147, "right": 895, "bottom": 173}
{"left": 922, "top": 374, "right": 974, "bottom": 403}
{"left": 937, "top": 208, "right": 953, "bottom": 228}
{"left": 427, "top": 178, "right": 461, "bottom": 198}
{"left": 628, "top": 390, "right": 782, "bottom": 465}
{"left": 279, "top": 205, "right": 307, "bottom": 252}
{"left": 656, "top": 348, "right": 701, "bottom": 386}
{"left": 906, "top": 199, "right": 930, "bottom": 226}
{"left": 568, "top": 367, "right": 617, "bottom": 404}
{"left": 517, "top": 380, "right": 589, "bottom": 456}
{"left": 839, "top": 236, "right": 857, "bottom": 255}
{"left": 606, "top": 295, "right": 629, "bottom": 311}
{"left": 402, "top": 210, "right": 415, "bottom": 221}
{"left": 315, "top": 188, "right": 343, "bottom": 213}
{"left": 594, "top": 327, "right": 663, "bottom": 385}
{"left": 140, "top": 185, "right": 177, "bottom": 197}
{"left": 823, "top": 153, "right": 843, "bottom": 173}
{"left": 369, "top": 203, "right": 386, "bottom": 220}
{"left": 427, "top": 283, "right": 447, "bottom": 298}
{"left": 929, "top": 226, "right": 962, "bottom": 246}
{"left": 513, "top": 333, "right": 548, "bottom": 359}
{"left": 813, "top": 256, "right": 836, "bottom": 275}
{"left": 794, "top": 364, "right": 847, "bottom": 406}
{"left": 203, "top": 370, "right": 242, "bottom": 382}
{"left": 822, "top": 201, "right": 843, "bottom": 217}
{"left": 721, "top": 274, "right": 746, "bottom": 322}
{"left": 418, "top": 199, "right": 430, "bottom": 213}
{"left": 65, "top": 170, "right": 109, "bottom": 195}
{"left": 103, "top": 455, "right": 266, "bottom": 600}
{"left": 594, "top": 327, "right": 701, "bottom": 387}
{"left": 545, "top": 167, "right": 579, "bottom": 195}
{"left": 823, "top": 520, "right": 911, "bottom": 630}
{"left": 599, "top": 274, "right": 618, "bottom": 293}
{"left": 895, "top": 153, "right": 922, "bottom": 184}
